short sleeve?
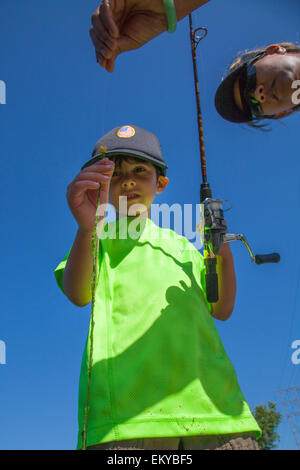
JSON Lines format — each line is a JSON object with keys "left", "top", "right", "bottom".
{"left": 54, "top": 248, "right": 71, "bottom": 295}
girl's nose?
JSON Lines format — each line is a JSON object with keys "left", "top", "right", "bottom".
{"left": 253, "top": 84, "right": 266, "bottom": 103}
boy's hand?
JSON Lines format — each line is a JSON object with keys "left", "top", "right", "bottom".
{"left": 66, "top": 158, "right": 115, "bottom": 234}
{"left": 217, "top": 218, "right": 232, "bottom": 258}
{"left": 218, "top": 241, "right": 232, "bottom": 258}
{"left": 90, "top": 0, "right": 168, "bottom": 72}
{"left": 211, "top": 218, "right": 236, "bottom": 321}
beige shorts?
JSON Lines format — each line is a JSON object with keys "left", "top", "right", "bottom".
{"left": 87, "top": 432, "right": 259, "bottom": 450}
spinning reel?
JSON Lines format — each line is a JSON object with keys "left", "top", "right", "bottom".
{"left": 199, "top": 183, "right": 280, "bottom": 302}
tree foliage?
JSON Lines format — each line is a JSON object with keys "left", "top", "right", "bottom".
{"left": 253, "top": 401, "right": 282, "bottom": 450}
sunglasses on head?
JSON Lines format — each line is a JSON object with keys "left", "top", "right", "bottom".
{"left": 239, "top": 52, "right": 276, "bottom": 120}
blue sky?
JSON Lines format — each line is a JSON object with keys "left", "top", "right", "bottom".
{"left": 0, "top": 0, "right": 300, "bottom": 450}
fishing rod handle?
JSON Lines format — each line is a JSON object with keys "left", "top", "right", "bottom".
{"left": 254, "top": 253, "right": 281, "bottom": 264}
{"left": 204, "top": 257, "right": 219, "bottom": 303}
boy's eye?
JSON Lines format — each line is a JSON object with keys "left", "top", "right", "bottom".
{"left": 112, "top": 166, "right": 146, "bottom": 177}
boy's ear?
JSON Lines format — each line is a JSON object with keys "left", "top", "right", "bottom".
{"left": 156, "top": 176, "right": 169, "bottom": 194}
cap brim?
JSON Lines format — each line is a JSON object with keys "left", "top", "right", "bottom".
{"left": 81, "top": 150, "right": 168, "bottom": 175}
{"left": 214, "top": 64, "right": 252, "bottom": 123}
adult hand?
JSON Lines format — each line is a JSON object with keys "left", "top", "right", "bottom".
{"left": 90, "top": 0, "right": 168, "bottom": 72}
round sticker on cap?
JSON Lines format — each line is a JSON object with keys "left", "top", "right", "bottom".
{"left": 117, "top": 126, "right": 136, "bottom": 138}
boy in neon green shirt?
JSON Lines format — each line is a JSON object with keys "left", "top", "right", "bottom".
{"left": 54, "top": 124, "right": 261, "bottom": 450}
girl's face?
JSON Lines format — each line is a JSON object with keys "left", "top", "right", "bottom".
{"left": 234, "top": 47, "right": 300, "bottom": 118}
{"left": 109, "top": 158, "right": 168, "bottom": 218}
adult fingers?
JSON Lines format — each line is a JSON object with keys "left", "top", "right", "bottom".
{"left": 96, "top": 49, "right": 117, "bottom": 71}
{"left": 91, "top": 4, "right": 111, "bottom": 39}
{"left": 90, "top": 27, "right": 114, "bottom": 61}
{"left": 91, "top": 9, "right": 118, "bottom": 50}
{"left": 104, "top": 53, "right": 117, "bottom": 72}
{"left": 97, "top": 53, "right": 107, "bottom": 69}
{"left": 91, "top": 5, "right": 118, "bottom": 63}
{"left": 99, "top": 0, "right": 119, "bottom": 39}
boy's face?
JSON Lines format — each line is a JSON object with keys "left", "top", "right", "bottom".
{"left": 108, "top": 157, "right": 168, "bottom": 218}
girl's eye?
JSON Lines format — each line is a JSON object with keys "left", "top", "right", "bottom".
{"left": 135, "top": 167, "right": 146, "bottom": 172}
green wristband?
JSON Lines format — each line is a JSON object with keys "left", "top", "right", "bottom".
{"left": 163, "top": 0, "right": 177, "bottom": 33}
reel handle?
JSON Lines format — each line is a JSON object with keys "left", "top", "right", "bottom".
{"left": 254, "top": 253, "right": 281, "bottom": 264}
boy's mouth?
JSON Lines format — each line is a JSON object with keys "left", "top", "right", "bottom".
{"left": 123, "top": 193, "right": 140, "bottom": 201}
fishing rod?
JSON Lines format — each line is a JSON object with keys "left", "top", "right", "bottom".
{"left": 188, "top": 14, "right": 280, "bottom": 303}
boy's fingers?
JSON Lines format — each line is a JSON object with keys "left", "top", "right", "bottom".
{"left": 73, "top": 171, "right": 113, "bottom": 187}
{"left": 77, "top": 160, "right": 115, "bottom": 178}
{"left": 74, "top": 170, "right": 113, "bottom": 183}
{"left": 72, "top": 180, "right": 101, "bottom": 191}
{"left": 81, "top": 159, "right": 114, "bottom": 169}
{"left": 69, "top": 179, "right": 111, "bottom": 202}
{"left": 92, "top": 160, "right": 115, "bottom": 169}
{"left": 77, "top": 174, "right": 112, "bottom": 184}
{"left": 67, "top": 180, "right": 101, "bottom": 201}
{"left": 78, "top": 169, "right": 114, "bottom": 181}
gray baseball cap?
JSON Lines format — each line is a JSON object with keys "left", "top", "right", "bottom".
{"left": 82, "top": 125, "right": 168, "bottom": 175}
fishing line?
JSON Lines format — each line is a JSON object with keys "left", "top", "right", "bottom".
{"left": 81, "top": 148, "right": 106, "bottom": 450}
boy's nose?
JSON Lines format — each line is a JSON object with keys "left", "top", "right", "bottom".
{"left": 121, "top": 179, "right": 136, "bottom": 190}
{"left": 253, "top": 84, "right": 266, "bottom": 103}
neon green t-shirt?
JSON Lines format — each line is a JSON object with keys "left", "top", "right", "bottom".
{"left": 54, "top": 216, "right": 261, "bottom": 449}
